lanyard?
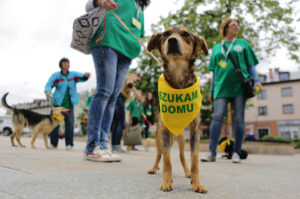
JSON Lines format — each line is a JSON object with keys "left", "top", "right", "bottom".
{"left": 221, "top": 39, "right": 235, "bottom": 60}
{"left": 133, "top": 0, "right": 141, "bottom": 19}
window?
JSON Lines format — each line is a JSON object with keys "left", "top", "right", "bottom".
{"left": 279, "top": 72, "right": 290, "bottom": 81}
{"left": 281, "top": 87, "right": 292, "bottom": 97}
{"left": 257, "top": 90, "right": 267, "bottom": 100}
{"left": 258, "top": 106, "right": 267, "bottom": 115}
{"left": 283, "top": 104, "right": 294, "bottom": 114}
{"left": 258, "top": 128, "right": 269, "bottom": 139}
{"left": 279, "top": 126, "right": 299, "bottom": 139}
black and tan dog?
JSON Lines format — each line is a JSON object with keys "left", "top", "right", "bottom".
{"left": 147, "top": 27, "right": 208, "bottom": 193}
{"left": 1, "top": 93, "right": 68, "bottom": 149}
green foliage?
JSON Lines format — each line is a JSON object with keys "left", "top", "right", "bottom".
{"left": 292, "top": 138, "right": 300, "bottom": 149}
{"left": 261, "top": 135, "right": 291, "bottom": 143}
{"left": 292, "top": 138, "right": 300, "bottom": 143}
{"left": 294, "top": 142, "right": 300, "bottom": 149}
{"left": 151, "top": 0, "right": 300, "bottom": 62}
{"left": 76, "top": 106, "right": 88, "bottom": 136}
{"left": 148, "top": 132, "right": 155, "bottom": 139}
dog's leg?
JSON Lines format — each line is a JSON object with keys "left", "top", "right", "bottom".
{"left": 15, "top": 127, "right": 25, "bottom": 147}
{"left": 148, "top": 129, "right": 162, "bottom": 174}
{"left": 10, "top": 132, "right": 17, "bottom": 147}
{"left": 31, "top": 130, "right": 39, "bottom": 149}
{"left": 177, "top": 133, "right": 191, "bottom": 178}
{"left": 160, "top": 130, "right": 173, "bottom": 192}
{"left": 189, "top": 118, "right": 207, "bottom": 193}
{"left": 43, "top": 133, "right": 51, "bottom": 149}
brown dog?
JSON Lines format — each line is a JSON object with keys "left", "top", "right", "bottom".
{"left": 147, "top": 27, "right": 208, "bottom": 193}
{"left": 1, "top": 93, "right": 69, "bottom": 149}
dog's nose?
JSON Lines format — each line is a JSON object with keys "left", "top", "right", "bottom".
{"left": 168, "top": 37, "right": 178, "bottom": 45}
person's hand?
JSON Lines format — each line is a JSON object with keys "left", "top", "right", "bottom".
{"left": 85, "top": 72, "right": 91, "bottom": 79}
{"left": 46, "top": 92, "right": 52, "bottom": 101}
{"left": 98, "top": 0, "right": 118, "bottom": 10}
{"left": 253, "top": 82, "right": 263, "bottom": 94}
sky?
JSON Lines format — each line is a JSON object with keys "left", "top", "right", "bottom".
{"left": 0, "top": 0, "right": 299, "bottom": 113}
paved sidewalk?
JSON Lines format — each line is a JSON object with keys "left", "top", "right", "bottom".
{"left": 0, "top": 136, "right": 299, "bottom": 199}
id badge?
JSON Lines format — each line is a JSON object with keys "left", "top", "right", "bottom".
{"left": 219, "top": 60, "right": 227, "bottom": 68}
{"left": 132, "top": 18, "right": 141, "bottom": 29}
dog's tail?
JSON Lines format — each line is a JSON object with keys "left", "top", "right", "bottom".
{"left": 1, "top": 92, "right": 13, "bottom": 110}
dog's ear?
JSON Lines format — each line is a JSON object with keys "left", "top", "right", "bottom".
{"left": 147, "top": 33, "right": 162, "bottom": 51}
{"left": 194, "top": 35, "right": 209, "bottom": 56}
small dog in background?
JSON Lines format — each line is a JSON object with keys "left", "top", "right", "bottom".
{"left": 1, "top": 93, "right": 68, "bottom": 149}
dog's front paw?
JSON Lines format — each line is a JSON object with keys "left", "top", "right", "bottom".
{"left": 20, "top": 145, "right": 26, "bottom": 148}
{"left": 192, "top": 184, "right": 207, "bottom": 193}
{"left": 31, "top": 145, "right": 37, "bottom": 149}
{"left": 148, "top": 168, "right": 158, "bottom": 174}
{"left": 160, "top": 182, "right": 173, "bottom": 192}
{"left": 12, "top": 144, "right": 18, "bottom": 147}
{"left": 185, "top": 171, "right": 191, "bottom": 178}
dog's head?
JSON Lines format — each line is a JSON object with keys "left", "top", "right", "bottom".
{"left": 51, "top": 107, "right": 69, "bottom": 117}
{"left": 125, "top": 73, "right": 142, "bottom": 89}
{"left": 147, "top": 27, "right": 208, "bottom": 63}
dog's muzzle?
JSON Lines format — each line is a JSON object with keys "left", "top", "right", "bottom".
{"left": 167, "top": 37, "right": 181, "bottom": 55}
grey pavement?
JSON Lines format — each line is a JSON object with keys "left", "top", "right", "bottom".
{"left": 0, "top": 136, "right": 299, "bottom": 199}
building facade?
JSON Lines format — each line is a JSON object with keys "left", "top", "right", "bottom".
{"left": 245, "top": 69, "right": 300, "bottom": 140}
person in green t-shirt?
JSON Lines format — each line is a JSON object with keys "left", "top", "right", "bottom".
{"left": 142, "top": 92, "right": 154, "bottom": 138}
{"left": 84, "top": 0, "right": 151, "bottom": 162}
{"left": 127, "top": 89, "right": 145, "bottom": 151}
{"left": 201, "top": 18, "right": 263, "bottom": 164}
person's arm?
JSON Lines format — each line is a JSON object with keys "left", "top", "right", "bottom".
{"left": 86, "top": 0, "right": 97, "bottom": 12}
{"left": 209, "top": 71, "right": 214, "bottom": 103}
{"left": 71, "top": 72, "right": 91, "bottom": 83}
{"left": 44, "top": 73, "right": 57, "bottom": 101}
{"left": 86, "top": 0, "right": 118, "bottom": 12}
{"left": 248, "top": 65, "right": 263, "bottom": 93}
{"left": 248, "top": 65, "right": 259, "bottom": 83}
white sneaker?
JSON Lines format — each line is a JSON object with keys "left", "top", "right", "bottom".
{"left": 232, "top": 152, "right": 241, "bottom": 163}
{"left": 85, "top": 147, "right": 122, "bottom": 162}
{"left": 201, "top": 153, "right": 216, "bottom": 162}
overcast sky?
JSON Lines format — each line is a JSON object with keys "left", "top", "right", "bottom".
{"left": 0, "top": 0, "right": 299, "bottom": 113}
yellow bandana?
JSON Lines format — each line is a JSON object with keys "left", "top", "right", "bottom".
{"left": 158, "top": 74, "right": 202, "bottom": 136}
{"left": 52, "top": 113, "right": 64, "bottom": 122}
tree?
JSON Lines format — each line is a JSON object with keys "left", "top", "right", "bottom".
{"left": 134, "top": 0, "right": 300, "bottom": 131}
{"left": 156, "top": 0, "right": 300, "bottom": 62}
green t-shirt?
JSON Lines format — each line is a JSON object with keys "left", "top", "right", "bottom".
{"left": 127, "top": 99, "right": 144, "bottom": 119}
{"left": 144, "top": 104, "right": 153, "bottom": 117}
{"left": 90, "top": 0, "right": 145, "bottom": 59}
{"left": 61, "top": 89, "right": 72, "bottom": 108}
{"left": 208, "top": 39, "right": 259, "bottom": 99}
{"left": 61, "top": 73, "right": 72, "bottom": 108}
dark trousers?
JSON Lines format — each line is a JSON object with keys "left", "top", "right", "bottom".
{"left": 50, "top": 107, "right": 74, "bottom": 147}
{"left": 142, "top": 116, "right": 153, "bottom": 138}
{"left": 111, "top": 96, "right": 126, "bottom": 146}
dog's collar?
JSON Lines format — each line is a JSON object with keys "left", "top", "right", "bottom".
{"left": 52, "top": 113, "right": 63, "bottom": 122}
{"left": 158, "top": 74, "right": 202, "bottom": 136}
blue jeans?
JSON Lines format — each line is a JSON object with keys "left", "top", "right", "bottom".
{"left": 209, "top": 96, "right": 247, "bottom": 157}
{"left": 50, "top": 107, "right": 74, "bottom": 147}
{"left": 84, "top": 46, "right": 131, "bottom": 154}
{"left": 111, "top": 95, "right": 126, "bottom": 146}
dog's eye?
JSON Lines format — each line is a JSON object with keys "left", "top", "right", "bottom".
{"left": 163, "top": 32, "right": 170, "bottom": 37}
{"left": 182, "top": 32, "right": 190, "bottom": 37}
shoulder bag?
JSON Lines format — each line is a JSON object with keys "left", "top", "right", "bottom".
{"left": 71, "top": 6, "right": 107, "bottom": 54}
{"left": 222, "top": 43, "right": 255, "bottom": 98}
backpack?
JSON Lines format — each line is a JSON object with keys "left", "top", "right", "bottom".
{"left": 71, "top": 6, "right": 106, "bottom": 54}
